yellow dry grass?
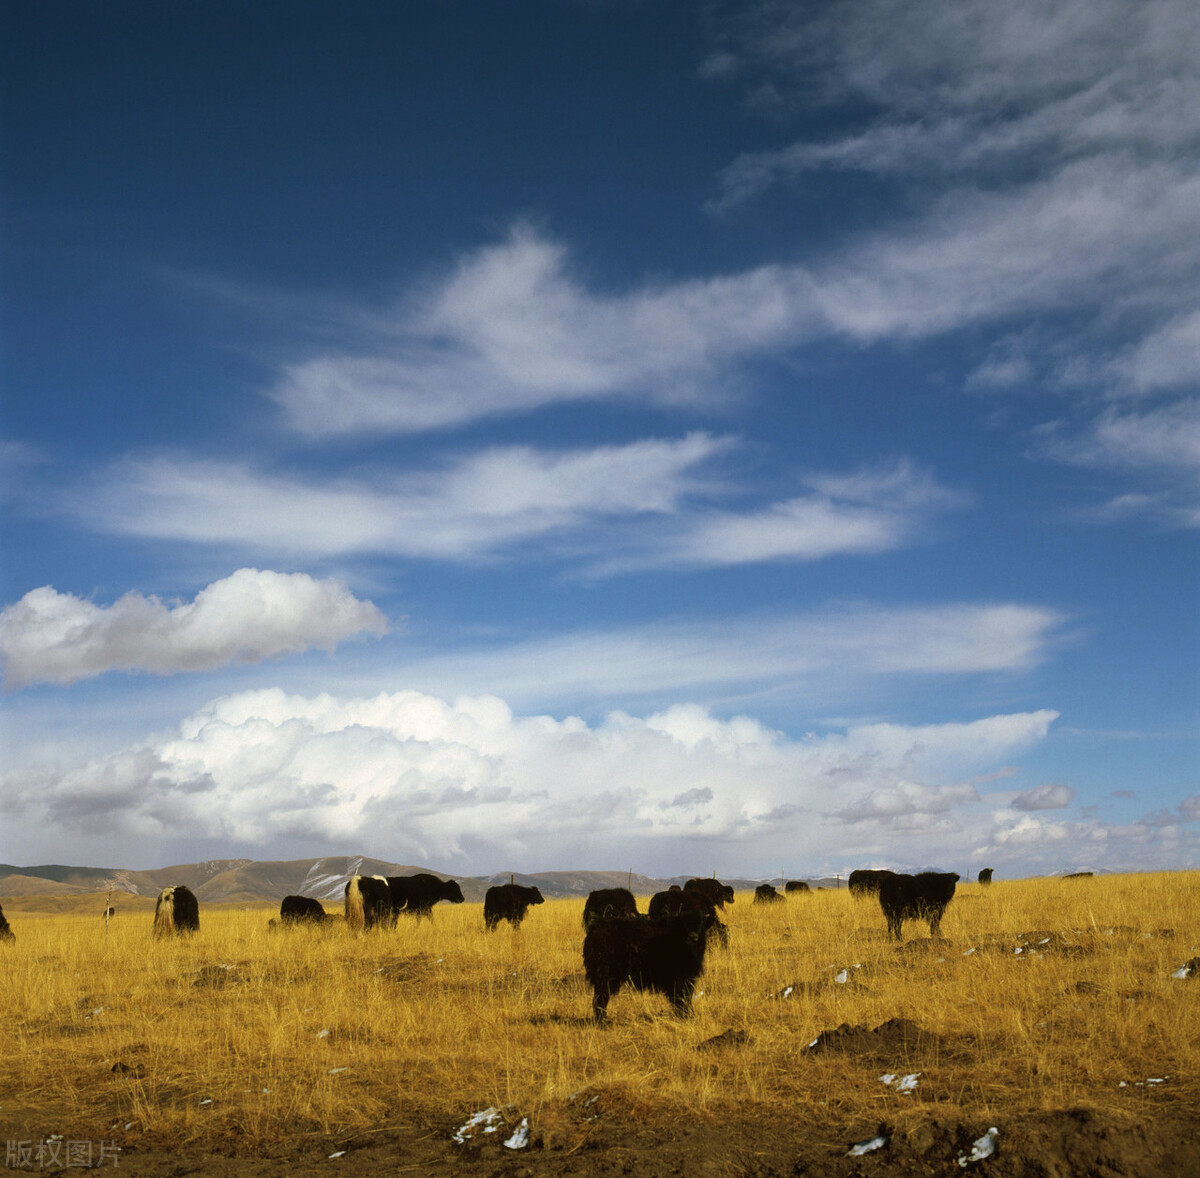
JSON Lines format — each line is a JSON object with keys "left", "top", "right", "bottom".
{"left": 2, "top": 872, "right": 1197, "bottom": 1150}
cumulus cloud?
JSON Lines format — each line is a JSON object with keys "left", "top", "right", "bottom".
{"left": 0, "top": 688, "right": 1063, "bottom": 873}
{"left": 0, "top": 569, "right": 389, "bottom": 689}
{"left": 1012, "top": 782, "right": 1075, "bottom": 810}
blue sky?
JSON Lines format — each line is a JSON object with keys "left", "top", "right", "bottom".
{"left": 2, "top": 0, "right": 1197, "bottom": 879}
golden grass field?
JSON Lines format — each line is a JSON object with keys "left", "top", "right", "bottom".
{"left": 2, "top": 873, "right": 1198, "bottom": 1172}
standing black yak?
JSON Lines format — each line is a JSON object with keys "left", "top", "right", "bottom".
{"left": 978, "top": 868, "right": 994, "bottom": 886}
{"left": 0, "top": 901, "right": 14, "bottom": 942}
{"left": 785, "top": 880, "right": 810, "bottom": 893}
{"left": 754, "top": 883, "right": 785, "bottom": 904}
{"left": 582, "top": 887, "right": 639, "bottom": 927}
{"left": 280, "top": 895, "right": 331, "bottom": 924}
{"left": 483, "top": 884, "right": 545, "bottom": 930}
{"left": 648, "top": 887, "right": 728, "bottom": 946}
{"left": 344, "top": 875, "right": 393, "bottom": 932}
{"left": 877, "top": 872, "right": 959, "bottom": 940}
{"left": 583, "top": 909, "right": 715, "bottom": 1022}
{"left": 385, "top": 873, "right": 466, "bottom": 920}
{"left": 684, "top": 878, "right": 735, "bottom": 908}
{"left": 152, "top": 885, "right": 199, "bottom": 939}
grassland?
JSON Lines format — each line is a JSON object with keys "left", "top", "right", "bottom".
{"left": 2, "top": 873, "right": 1197, "bottom": 1175}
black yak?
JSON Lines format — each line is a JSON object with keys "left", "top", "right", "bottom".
{"left": 583, "top": 910, "right": 715, "bottom": 1021}
{"left": 483, "top": 884, "right": 545, "bottom": 930}
{"left": 385, "top": 873, "right": 465, "bottom": 920}
{"left": 754, "top": 883, "right": 785, "bottom": 904}
{"left": 978, "top": 868, "right": 994, "bottom": 886}
{"left": 648, "top": 887, "right": 728, "bottom": 946}
{"left": 582, "top": 887, "right": 639, "bottom": 927}
{"left": 280, "top": 895, "right": 331, "bottom": 924}
{"left": 684, "top": 878, "right": 735, "bottom": 908}
{"left": 785, "top": 880, "right": 810, "bottom": 893}
{"left": 877, "top": 872, "right": 959, "bottom": 940}
{"left": 152, "top": 885, "right": 199, "bottom": 939}
{"left": 344, "top": 875, "right": 393, "bottom": 932}
{"left": 848, "top": 869, "right": 894, "bottom": 897}
{"left": 0, "top": 901, "right": 13, "bottom": 942}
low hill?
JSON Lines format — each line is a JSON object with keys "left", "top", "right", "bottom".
{"left": 0, "top": 857, "right": 814, "bottom": 904}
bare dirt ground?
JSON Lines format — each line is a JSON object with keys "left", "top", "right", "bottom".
{"left": 4, "top": 1097, "right": 1197, "bottom": 1176}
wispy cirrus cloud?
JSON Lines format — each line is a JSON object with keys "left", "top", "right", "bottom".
{"left": 270, "top": 226, "right": 808, "bottom": 437}
{"left": 66, "top": 442, "right": 966, "bottom": 572}
{"left": 70, "top": 435, "right": 728, "bottom": 562}
{"left": 389, "top": 605, "right": 1066, "bottom": 710}
{"left": 0, "top": 569, "right": 388, "bottom": 689}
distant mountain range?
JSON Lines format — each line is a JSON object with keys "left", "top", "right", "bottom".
{"left": 0, "top": 857, "right": 834, "bottom": 904}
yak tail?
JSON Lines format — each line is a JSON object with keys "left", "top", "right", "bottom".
{"left": 153, "top": 888, "right": 175, "bottom": 940}
{"left": 345, "top": 876, "right": 366, "bottom": 933}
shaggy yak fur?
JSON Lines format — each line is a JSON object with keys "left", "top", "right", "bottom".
{"left": 152, "top": 885, "right": 200, "bottom": 939}
{"left": 647, "top": 888, "right": 728, "bottom": 946}
{"left": 978, "top": 868, "right": 994, "bottom": 886}
{"left": 0, "top": 902, "right": 13, "bottom": 942}
{"left": 785, "top": 880, "right": 810, "bottom": 893}
{"left": 684, "top": 878, "right": 735, "bottom": 908}
{"left": 582, "top": 887, "right": 639, "bottom": 928}
{"left": 280, "top": 895, "right": 330, "bottom": 924}
{"left": 344, "top": 875, "right": 394, "bottom": 932}
{"left": 754, "top": 883, "right": 786, "bottom": 904}
{"left": 385, "top": 873, "right": 466, "bottom": 921}
{"left": 483, "top": 884, "right": 545, "bottom": 930}
{"left": 848, "top": 868, "right": 895, "bottom": 898}
{"left": 583, "top": 910, "right": 716, "bottom": 1021}
{"left": 877, "top": 871, "right": 960, "bottom": 940}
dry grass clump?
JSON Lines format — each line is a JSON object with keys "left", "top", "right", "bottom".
{"left": 1, "top": 872, "right": 1197, "bottom": 1150}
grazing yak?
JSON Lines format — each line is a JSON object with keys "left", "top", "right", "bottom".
{"left": 582, "top": 887, "right": 639, "bottom": 928}
{"left": 648, "top": 888, "right": 728, "bottom": 946}
{"left": 877, "top": 872, "right": 959, "bottom": 940}
{"left": 754, "top": 883, "right": 785, "bottom": 904}
{"left": 344, "top": 875, "right": 394, "bottom": 932}
{"left": 583, "top": 909, "right": 716, "bottom": 1022}
{"left": 785, "top": 880, "right": 810, "bottom": 893}
{"left": 978, "top": 868, "right": 994, "bottom": 886}
{"left": 684, "top": 878, "right": 735, "bottom": 908}
{"left": 848, "top": 868, "right": 894, "bottom": 897}
{"left": 152, "top": 885, "right": 199, "bottom": 939}
{"left": 280, "top": 895, "right": 331, "bottom": 924}
{"left": 0, "top": 901, "right": 13, "bottom": 942}
{"left": 483, "top": 884, "right": 545, "bottom": 930}
{"left": 386, "top": 873, "right": 466, "bottom": 920}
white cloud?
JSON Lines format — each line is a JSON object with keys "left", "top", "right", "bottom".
{"left": 72, "top": 435, "right": 728, "bottom": 561}
{"left": 68, "top": 444, "right": 972, "bottom": 571}
{"left": 0, "top": 569, "right": 389, "bottom": 689}
{"left": 1113, "top": 312, "right": 1200, "bottom": 394}
{"left": 707, "top": 0, "right": 1198, "bottom": 205}
{"left": 0, "top": 688, "right": 1063, "bottom": 873}
{"left": 1046, "top": 398, "right": 1200, "bottom": 526}
{"left": 271, "top": 226, "right": 806, "bottom": 437}
{"left": 604, "top": 459, "right": 968, "bottom": 571}
{"left": 391, "top": 606, "right": 1065, "bottom": 708}
{"left": 1012, "top": 782, "right": 1075, "bottom": 810}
